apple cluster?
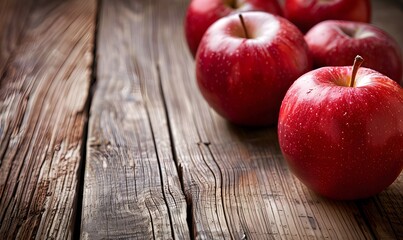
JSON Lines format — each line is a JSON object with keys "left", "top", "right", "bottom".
{"left": 184, "top": 0, "right": 403, "bottom": 200}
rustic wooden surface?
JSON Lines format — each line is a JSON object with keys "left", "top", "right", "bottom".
{"left": 0, "top": 0, "right": 96, "bottom": 238}
{"left": 0, "top": 0, "right": 402, "bottom": 239}
{"left": 81, "top": 0, "right": 189, "bottom": 238}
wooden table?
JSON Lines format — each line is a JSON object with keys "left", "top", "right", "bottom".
{"left": 0, "top": 0, "right": 402, "bottom": 239}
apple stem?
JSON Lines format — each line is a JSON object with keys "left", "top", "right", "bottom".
{"left": 239, "top": 14, "right": 249, "bottom": 39}
{"left": 349, "top": 55, "right": 364, "bottom": 87}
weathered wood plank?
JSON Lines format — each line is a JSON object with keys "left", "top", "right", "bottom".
{"left": 0, "top": 0, "right": 33, "bottom": 74}
{"left": 154, "top": 0, "right": 402, "bottom": 239}
{"left": 0, "top": 0, "right": 96, "bottom": 238}
{"left": 81, "top": 0, "right": 189, "bottom": 239}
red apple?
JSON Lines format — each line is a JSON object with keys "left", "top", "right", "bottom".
{"left": 184, "top": 0, "right": 283, "bottom": 57}
{"left": 284, "top": 0, "right": 371, "bottom": 33}
{"left": 305, "top": 20, "right": 402, "bottom": 85}
{"left": 196, "top": 12, "right": 312, "bottom": 126}
{"left": 278, "top": 56, "right": 403, "bottom": 200}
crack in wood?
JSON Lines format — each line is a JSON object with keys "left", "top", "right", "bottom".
{"left": 71, "top": 1, "right": 101, "bottom": 239}
{"left": 141, "top": 62, "right": 177, "bottom": 240}
{"left": 155, "top": 61, "right": 192, "bottom": 240}
{"left": 206, "top": 144, "right": 234, "bottom": 238}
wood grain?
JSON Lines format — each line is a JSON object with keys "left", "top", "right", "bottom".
{"left": 81, "top": 0, "right": 189, "bottom": 239}
{"left": 0, "top": 0, "right": 95, "bottom": 238}
{"left": 0, "top": 0, "right": 33, "bottom": 74}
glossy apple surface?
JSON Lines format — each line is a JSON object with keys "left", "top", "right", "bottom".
{"left": 185, "top": 0, "right": 282, "bottom": 57}
{"left": 284, "top": 0, "right": 371, "bottom": 33}
{"left": 278, "top": 64, "right": 403, "bottom": 200}
{"left": 196, "top": 12, "right": 312, "bottom": 126}
{"left": 305, "top": 20, "right": 402, "bottom": 85}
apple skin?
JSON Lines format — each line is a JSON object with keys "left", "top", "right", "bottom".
{"left": 196, "top": 12, "right": 312, "bottom": 126}
{"left": 305, "top": 20, "right": 403, "bottom": 85}
{"left": 184, "top": 0, "right": 283, "bottom": 57}
{"left": 278, "top": 66, "right": 403, "bottom": 200}
{"left": 284, "top": 0, "right": 371, "bottom": 33}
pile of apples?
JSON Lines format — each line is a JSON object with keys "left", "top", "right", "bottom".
{"left": 184, "top": 0, "right": 403, "bottom": 200}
